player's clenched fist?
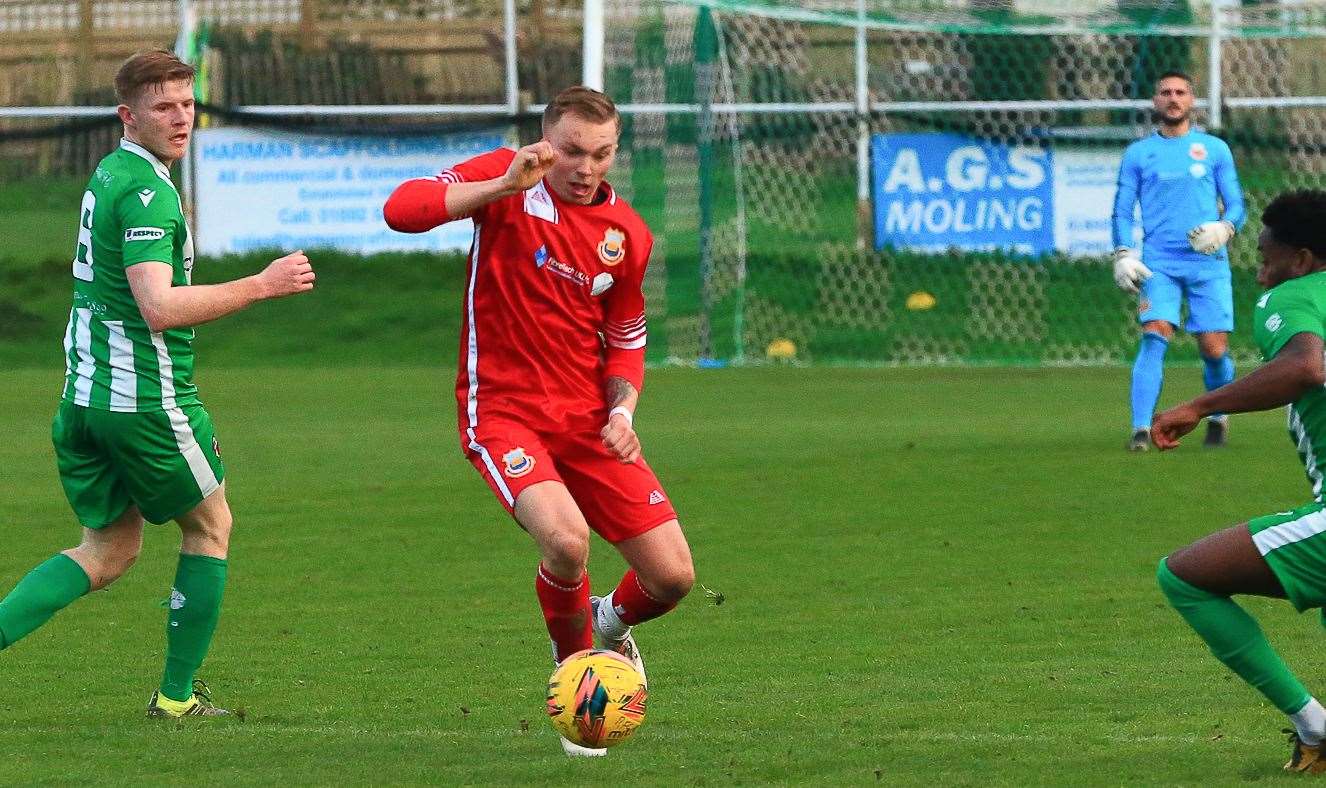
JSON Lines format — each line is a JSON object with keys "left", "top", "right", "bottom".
{"left": 257, "top": 250, "right": 315, "bottom": 298}
{"left": 1150, "top": 403, "right": 1201, "bottom": 450}
{"left": 502, "top": 141, "right": 557, "bottom": 193}
{"left": 601, "top": 411, "right": 641, "bottom": 464}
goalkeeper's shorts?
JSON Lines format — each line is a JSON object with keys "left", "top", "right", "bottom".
{"left": 1250, "top": 501, "right": 1326, "bottom": 611}
{"left": 1138, "top": 267, "right": 1233, "bottom": 333}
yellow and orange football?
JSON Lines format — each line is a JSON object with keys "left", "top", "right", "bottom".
{"left": 546, "top": 649, "right": 648, "bottom": 749}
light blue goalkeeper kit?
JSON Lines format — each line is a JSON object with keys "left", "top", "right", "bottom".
{"left": 1111, "top": 129, "right": 1247, "bottom": 431}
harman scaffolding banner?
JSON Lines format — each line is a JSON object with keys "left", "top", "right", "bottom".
{"left": 871, "top": 132, "right": 1123, "bottom": 257}
{"left": 193, "top": 127, "right": 509, "bottom": 255}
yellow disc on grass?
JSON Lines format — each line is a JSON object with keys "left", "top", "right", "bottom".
{"left": 765, "top": 338, "right": 797, "bottom": 360}
{"left": 905, "top": 291, "right": 937, "bottom": 311}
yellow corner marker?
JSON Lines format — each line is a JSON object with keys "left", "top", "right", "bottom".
{"left": 905, "top": 291, "right": 937, "bottom": 311}
{"left": 765, "top": 338, "right": 797, "bottom": 360}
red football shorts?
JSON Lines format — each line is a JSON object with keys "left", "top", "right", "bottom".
{"left": 461, "top": 418, "right": 678, "bottom": 543}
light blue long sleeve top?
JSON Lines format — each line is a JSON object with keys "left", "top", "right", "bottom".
{"left": 1111, "top": 129, "right": 1246, "bottom": 274}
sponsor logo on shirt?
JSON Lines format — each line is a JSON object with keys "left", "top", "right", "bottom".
{"left": 1266, "top": 313, "right": 1284, "bottom": 333}
{"left": 1189, "top": 142, "right": 1207, "bottom": 161}
{"left": 597, "top": 227, "right": 626, "bottom": 266}
{"left": 1189, "top": 163, "right": 1206, "bottom": 178}
{"left": 534, "top": 246, "right": 591, "bottom": 287}
{"left": 591, "top": 271, "right": 614, "bottom": 296}
{"left": 124, "top": 226, "right": 166, "bottom": 242}
{"left": 502, "top": 447, "right": 536, "bottom": 478}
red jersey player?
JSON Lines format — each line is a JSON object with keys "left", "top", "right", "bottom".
{"left": 383, "top": 87, "right": 695, "bottom": 757}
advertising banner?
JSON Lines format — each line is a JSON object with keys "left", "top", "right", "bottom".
{"left": 194, "top": 127, "right": 508, "bottom": 256}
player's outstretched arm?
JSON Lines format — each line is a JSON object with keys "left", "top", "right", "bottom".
{"left": 600, "top": 375, "right": 641, "bottom": 464}
{"left": 446, "top": 141, "right": 557, "bottom": 215}
{"left": 126, "top": 250, "right": 315, "bottom": 333}
{"left": 1152, "top": 332, "right": 1325, "bottom": 449}
{"left": 383, "top": 142, "right": 558, "bottom": 233}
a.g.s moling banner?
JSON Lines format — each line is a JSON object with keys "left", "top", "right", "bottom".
{"left": 871, "top": 132, "right": 1123, "bottom": 257}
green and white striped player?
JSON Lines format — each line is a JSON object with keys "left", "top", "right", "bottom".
{"left": 1154, "top": 190, "right": 1326, "bottom": 773}
{"left": 0, "top": 50, "right": 315, "bottom": 718}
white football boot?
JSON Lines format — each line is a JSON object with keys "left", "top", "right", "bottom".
{"left": 590, "top": 595, "right": 647, "bottom": 689}
{"left": 559, "top": 735, "right": 607, "bottom": 757}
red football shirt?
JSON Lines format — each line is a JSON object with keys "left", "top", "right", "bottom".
{"left": 425, "top": 148, "right": 652, "bottom": 435}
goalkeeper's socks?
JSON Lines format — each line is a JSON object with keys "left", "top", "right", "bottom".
{"left": 1157, "top": 558, "right": 1311, "bottom": 716}
{"left": 609, "top": 569, "right": 677, "bottom": 626}
{"left": 1131, "top": 331, "right": 1169, "bottom": 430}
{"left": 1292, "top": 697, "right": 1326, "bottom": 745}
{"left": 535, "top": 564, "right": 593, "bottom": 664}
{"left": 1202, "top": 353, "right": 1235, "bottom": 418}
{"left": 0, "top": 554, "right": 91, "bottom": 651}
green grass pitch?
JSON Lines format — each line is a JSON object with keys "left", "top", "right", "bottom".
{"left": 2, "top": 359, "right": 1325, "bottom": 785}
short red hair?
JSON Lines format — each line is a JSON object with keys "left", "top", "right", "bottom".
{"left": 115, "top": 50, "right": 195, "bottom": 105}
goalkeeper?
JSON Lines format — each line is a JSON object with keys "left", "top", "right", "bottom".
{"left": 1112, "top": 70, "right": 1246, "bottom": 451}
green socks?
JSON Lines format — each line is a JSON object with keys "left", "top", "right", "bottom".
{"left": 0, "top": 554, "right": 91, "bottom": 650}
{"left": 161, "top": 554, "right": 228, "bottom": 702}
{"left": 1157, "top": 558, "right": 1311, "bottom": 715}
{"left": 0, "top": 551, "right": 228, "bottom": 705}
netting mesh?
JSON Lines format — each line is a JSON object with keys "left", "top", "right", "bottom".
{"left": 594, "top": 1, "right": 1326, "bottom": 366}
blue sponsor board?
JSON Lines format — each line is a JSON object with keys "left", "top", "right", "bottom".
{"left": 872, "top": 133, "right": 1055, "bottom": 255}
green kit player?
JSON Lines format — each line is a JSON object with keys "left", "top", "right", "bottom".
{"left": 1154, "top": 190, "right": 1326, "bottom": 772}
{"left": 0, "top": 50, "right": 315, "bottom": 716}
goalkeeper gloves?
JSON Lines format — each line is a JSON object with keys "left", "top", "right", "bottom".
{"left": 1187, "top": 220, "right": 1235, "bottom": 254}
{"left": 1113, "top": 248, "right": 1152, "bottom": 294}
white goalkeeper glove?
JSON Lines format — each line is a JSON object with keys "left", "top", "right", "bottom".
{"left": 1187, "top": 220, "right": 1235, "bottom": 254}
{"left": 1113, "top": 248, "right": 1152, "bottom": 295}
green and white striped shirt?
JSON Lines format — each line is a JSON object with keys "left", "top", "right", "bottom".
{"left": 1254, "top": 270, "right": 1326, "bottom": 501}
{"left": 61, "top": 138, "right": 198, "bottom": 412}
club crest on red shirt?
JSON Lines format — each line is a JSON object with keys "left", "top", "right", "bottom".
{"left": 597, "top": 227, "right": 626, "bottom": 266}
{"left": 502, "top": 447, "right": 536, "bottom": 478}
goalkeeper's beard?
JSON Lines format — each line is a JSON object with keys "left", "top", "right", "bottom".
{"left": 1155, "top": 108, "right": 1190, "bottom": 132}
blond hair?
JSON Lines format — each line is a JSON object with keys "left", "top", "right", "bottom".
{"left": 542, "top": 86, "right": 621, "bottom": 133}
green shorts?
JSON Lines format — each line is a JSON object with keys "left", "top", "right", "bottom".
{"left": 51, "top": 400, "right": 225, "bottom": 528}
{"left": 1250, "top": 501, "right": 1326, "bottom": 612}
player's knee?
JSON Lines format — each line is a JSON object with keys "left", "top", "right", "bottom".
{"left": 1157, "top": 555, "right": 1214, "bottom": 604}
{"left": 186, "top": 512, "right": 232, "bottom": 556}
{"left": 652, "top": 563, "right": 695, "bottom": 604}
{"left": 200, "top": 520, "right": 232, "bottom": 554}
{"left": 542, "top": 530, "right": 590, "bottom": 576}
{"left": 103, "top": 549, "right": 139, "bottom": 585}
{"left": 77, "top": 545, "right": 140, "bottom": 590}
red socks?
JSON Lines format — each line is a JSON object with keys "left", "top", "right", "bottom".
{"left": 535, "top": 564, "right": 592, "bottom": 663}
{"left": 611, "top": 568, "right": 676, "bottom": 626}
